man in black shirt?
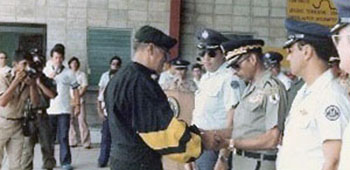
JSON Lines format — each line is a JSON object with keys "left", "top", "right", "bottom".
{"left": 105, "top": 25, "right": 219, "bottom": 170}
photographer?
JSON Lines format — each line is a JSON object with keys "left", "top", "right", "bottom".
{"left": 21, "top": 50, "right": 58, "bottom": 170}
{"left": 0, "top": 50, "right": 40, "bottom": 170}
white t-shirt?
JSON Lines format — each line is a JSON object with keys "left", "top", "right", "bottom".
{"left": 277, "top": 70, "right": 350, "bottom": 170}
{"left": 98, "top": 71, "right": 111, "bottom": 116}
{"left": 44, "top": 65, "right": 79, "bottom": 115}
{"left": 191, "top": 63, "right": 246, "bottom": 130}
{"left": 70, "top": 70, "right": 88, "bottom": 102}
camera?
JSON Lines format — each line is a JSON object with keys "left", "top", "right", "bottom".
{"left": 26, "top": 49, "right": 45, "bottom": 78}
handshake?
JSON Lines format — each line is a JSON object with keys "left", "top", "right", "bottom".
{"left": 199, "top": 129, "right": 232, "bottom": 150}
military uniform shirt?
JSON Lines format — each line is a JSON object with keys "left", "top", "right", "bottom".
{"left": 233, "top": 71, "right": 287, "bottom": 154}
{"left": 339, "top": 124, "right": 350, "bottom": 170}
{"left": 105, "top": 62, "right": 202, "bottom": 165}
{"left": 192, "top": 63, "right": 245, "bottom": 130}
{"left": 164, "top": 77, "right": 198, "bottom": 93}
{"left": 0, "top": 66, "right": 11, "bottom": 75}
{"left": 159, "top": 70, "right": 175, "bottom": 88}
{"left": 0, "top": 71, "right": 30, "bottom": 119}
{"left": 276, "top": 72, "right": 293, "bottom": 91}
{"left": 277, "top": 70, "right": 350, "bottom": 170}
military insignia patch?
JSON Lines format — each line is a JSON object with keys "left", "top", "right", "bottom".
{"left": 202, "top": 30, "right": 209, "bottom": 39}
{"left": 168, "top": 97, "right": 180, "bottom": 118}
{"left": 325, "top": 105, "right": 340, "bottom": 121}
{"left": 268, "top": 93, "right": 280, "bottom": 104}
{"left": 231, "top": 81, "right": 239, "bottom": 89}
{"left": 249, "top": 94, "right": 263, "bottom": 104}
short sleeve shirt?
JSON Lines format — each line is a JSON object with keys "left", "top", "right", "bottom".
{"left": 158, "top": 70, "right": 176, "bottom": 89}
{"left": 44, "top": 66, "right": 79, "bottom": 114}
{"left": 70, "top": 70, "right": 88, "bottom": 102}
{"left": 233, "top": 71, "right": 288, "bottom": 154}
{"left": 0, "top": 72, "right": 30, "bottom": 119}
{"left": 98, "top": 71, "right": 111, "bottom": 116}
{"left": 277, "top": 72, "right": 293, "bottom": 91}
{"left": 191, "top": 63, "right": 246, "bottom": 130}
{"left": 0, "top": 66, "right": 11, "bottom": 75}
{"left": 277, "top": 70, "right": 350, "bottom": 170}
{"left": 339, "top": 124, "right": 350, "bottom": 170}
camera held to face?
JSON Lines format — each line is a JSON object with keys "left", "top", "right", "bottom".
{"left": 26, "top": 49, "right": 45, "bottom": 79}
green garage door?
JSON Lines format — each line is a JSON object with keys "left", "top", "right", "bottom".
{"left": 87, "top": 28, "right": 132, "bottom": 86}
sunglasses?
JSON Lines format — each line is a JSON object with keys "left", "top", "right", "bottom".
{"left": 229, "top": 54, "right": 250, "bottom": 70}
{"left": 332, "top": 34, "right": 350, "bottom": 46}
{"left": 198, "top": 49, "right": 218, "bottom": 58}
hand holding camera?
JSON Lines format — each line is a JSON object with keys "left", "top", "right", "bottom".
{"left": 14, "top": 70, "right": 27, "bottom": 84}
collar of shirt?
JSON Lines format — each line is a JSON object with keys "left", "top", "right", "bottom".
{"left": 132, "top": 62, "right": 157, "bottom": 78}
{"left": 205, "top": 62, "right": 229, "bottom": 78}
{"left": 301, "top": 69, "right": 333, "bottom": 98}
{"left": 243, "top": 71, "right": 271, "bottom": 97}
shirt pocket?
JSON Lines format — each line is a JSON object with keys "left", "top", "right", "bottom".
{"left": 205, "top": 85, "right": 221, "bottom": 97}
{"left": 245, "top": 95, "right": 264, "bottom": 111}
{"left": 296, "top": 113, "right": 313, "bottom": 129}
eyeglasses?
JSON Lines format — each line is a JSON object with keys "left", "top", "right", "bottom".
{"left": 198, "top": 50, "right": 218, "bottom": 58}
{"left": 229, "top": 54, "right": 250, "bottom": 70}
{"left": 332, "top": 34, "right": 350, "bottom": 46}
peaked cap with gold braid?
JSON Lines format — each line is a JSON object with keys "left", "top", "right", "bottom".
{"left": 220, "top": 39, "right": 264, "bottom": 67}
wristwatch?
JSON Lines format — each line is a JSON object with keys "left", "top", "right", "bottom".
{"left": 228, "top": 139, "right": 235, "bottom": 151}
{"left": 219, "top": 154, "right": 229, "bottom": 162}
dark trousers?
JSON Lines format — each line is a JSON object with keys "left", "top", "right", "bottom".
{"left": 49, "top": 114, "right": 71, "bottom": 165}
{"left": 98, "top": 117, "right": 111, "bottom": 165}
{"left": 21, "top": 113, "right": 56, "bottom": 170}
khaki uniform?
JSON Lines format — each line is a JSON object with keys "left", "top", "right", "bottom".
{"left": 166, "top": 77, "right": 198, "bottom": 93}
{"left": 0, "top": 71, "right": 29, "bottom": 170}
{"left": 232, "top": 71, "right": 287, "bottom": 170}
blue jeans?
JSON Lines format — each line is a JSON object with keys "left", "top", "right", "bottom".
{"left": 49, "top": 114, "right": 71, "bottom": 165}
{"left": 98, "top": 117, "right": 111, "bottom": 165}
{"left": 195, "top": 150, "right": 219, "bottom": 170}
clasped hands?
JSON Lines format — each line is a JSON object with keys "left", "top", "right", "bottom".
{"left": 200, "top": 129, "right": 231, "bottom": 150}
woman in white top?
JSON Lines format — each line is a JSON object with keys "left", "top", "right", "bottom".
{"left": 68, "top": 57, "right": 91, "bottom": 148}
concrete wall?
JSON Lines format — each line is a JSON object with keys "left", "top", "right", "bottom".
{"left": 180, "top": 0, "right": 287, "bottom": 63}
{"left": 0, "top": 0, "right": 288, "bottom": 126}
{"left": 0, "top": 0, "right": 171, "bottom": 71}
{"left": 0, "top": 0, "right": 288, "bottom": 69}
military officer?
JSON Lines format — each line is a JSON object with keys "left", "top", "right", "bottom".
{"left": 164, "top": 58, "right": 198, "bottom": 92}
{"left": 216, "top": 39, "right": 288, "bottom": 170}
{"left": 263, "top": 52, "right": 293, "bottom": 91}
{"left": 331, "top": 1, "right": 350, "bottom": 169}
{"left": 277, "top": 18, "right": 350, "bottom": 170}
{"left": 191, "top": 28, "right": 245, "bottom": 170}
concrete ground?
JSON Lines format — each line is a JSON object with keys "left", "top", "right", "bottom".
{"left": 2, "top": 128, "right": 109, "bottom": 170}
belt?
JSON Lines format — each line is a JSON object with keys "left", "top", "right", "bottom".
{"left": 235, "top": 149, "right": 276, "bottom": 161}
{"left": 0, "top": 116, "right": 24, "bottom": 121}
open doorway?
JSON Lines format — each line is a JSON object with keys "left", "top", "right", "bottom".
{"left": 0, "top": 23, "right": 46, "bottom": 65}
